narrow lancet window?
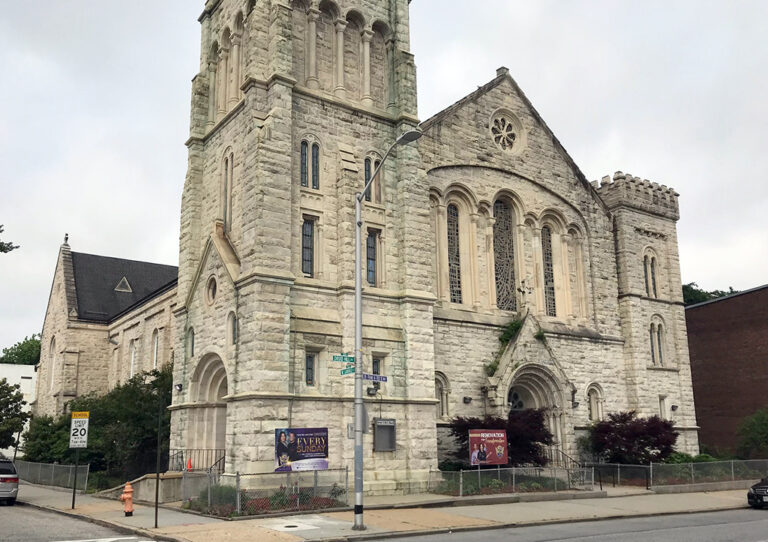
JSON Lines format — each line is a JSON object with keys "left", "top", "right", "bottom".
{"left": 493, "top": 200, "right": 517, "bottom": 311}
{"left": 651, "top": 257, "right": 658, "bottom": 298}
{"left": 644, "top": 256, "right": 650, "bottom": 296}
{"left": 300, "top": 141, "right": 308, "bottom": 187}
{"left": 311, "top": 143, "right": 320, "bottom": 189}
{"left": 541, "top": 226, "right": 556, "bottom": 316}
{"left": 447, "top": 204, "right": 462, "bottom": 303}
{"left": 302, "top": 217, "right": 315, "bottom": 277}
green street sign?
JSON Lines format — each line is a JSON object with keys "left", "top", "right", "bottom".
{"left": 333, "top": 354, "right": 355, "bottom": 363}
{"left": 340, "top": 367, "right": 355, "bottom": 375}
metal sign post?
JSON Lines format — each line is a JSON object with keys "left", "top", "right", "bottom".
{"left": 69, "top": 411, "right": 89, "bottom": 509}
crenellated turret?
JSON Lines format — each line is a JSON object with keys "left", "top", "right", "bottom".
{"left": 594, "top": 171, "right": 680, "bottom": 221}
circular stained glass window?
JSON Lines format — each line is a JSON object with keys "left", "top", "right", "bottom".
{"left": 490, "top": 109, "right": 526, "bottom": 155}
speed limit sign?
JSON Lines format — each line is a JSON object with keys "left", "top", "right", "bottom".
{"left": 69, "top": 411, "right": 89, "bottom": 449}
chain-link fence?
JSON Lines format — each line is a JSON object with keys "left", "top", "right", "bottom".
{"left": 590, "top": 463, "right": 650, "bottom": 489}
{"left": 14, "top": 460, "right": 89, "bottom": 492}
{"left": 181, "top": 468, "right": 349, "bottom": 517}
{"left": 428, "top": 466, "right": 594, "bottom": 497}
{"left": 651, "top": 459, "right": 768, "bottom": 487}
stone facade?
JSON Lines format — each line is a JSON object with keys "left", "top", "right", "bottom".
{"left": 170, "top": 0, "right": 698, "bottom": 495}
{"left": 34, "top": 242, "right": 177, "bottom": 417}
{"left": 34, "top": 0, "right": 699, "bottom": 491}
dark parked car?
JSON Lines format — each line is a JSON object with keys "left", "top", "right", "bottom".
{"left": 747, "top": 478, "right": 768, "bottom": 508}
{"left": 0, "top": 458, "right": 19, "bottom": 505}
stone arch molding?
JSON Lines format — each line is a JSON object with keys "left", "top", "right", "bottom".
{"left": 191, "top": 352, "right": 229, "bottom": 403}
{"left": 187, "top": 352, "right": 229, "bottom": 451}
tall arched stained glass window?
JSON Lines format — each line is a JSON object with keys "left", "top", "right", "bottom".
{"left": 311, "top": 143, "right": 320, "bottom": 189}
{"left": 447, "top": 204, "right": 462, "bottom": 304}
{"left": 541, "top": 225, "right": 556, "bottom": 316}
{"left": 364, "top": 158, "right": 372, "bottom": 202}
{"left": 649, "top": 324, "right": 656, "bottom": 365}
{"left": 300, "top": 141, "right": 308, "bottom": 187}
{"left": 493, "top": 200, "right": 516, "bottom": 311}
{"left": 651, "top": 257, "right": 658, "bottom": 298}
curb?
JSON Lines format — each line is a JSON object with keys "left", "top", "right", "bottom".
{"left": 16, "top": 499, "right": 186, "bottom": 542}
{"left": 306, "top": 503, "right": 748, "bottom": 542}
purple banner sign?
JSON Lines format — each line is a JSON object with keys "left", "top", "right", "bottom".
{"left": 274, "top": 427, "right": 329, "bottom": 472}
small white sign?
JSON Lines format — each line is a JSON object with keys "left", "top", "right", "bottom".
{"left": 69, "top": 411, "right": 89, "bottom": 449}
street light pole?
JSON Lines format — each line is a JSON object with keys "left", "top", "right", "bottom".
{"left": 353, "top": 129, "right": 422, "bottom": 531}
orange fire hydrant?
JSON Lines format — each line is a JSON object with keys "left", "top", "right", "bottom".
{"left": 119, "top": 482, "right": 134, "bottom": 517}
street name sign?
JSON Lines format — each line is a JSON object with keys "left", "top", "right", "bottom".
{"left": 362, "top": 373, "right": 387, "bottom": 383}
{"left": 340, "top": 367, "right": 356, "bottom": 375}
{"left": 333, "top": 353, "right": 355, "bottom": 363}
{"left": 69, "top": 411, "right": 89, "bottom": 449}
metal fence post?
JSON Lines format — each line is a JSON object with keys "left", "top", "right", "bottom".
{"left": 314, "top": 469, "right": 318, "bottom": 498}
{"left": 459, "top": 469, "right": 463, "bottom": 497}
{"left": 236, "top": 472, "right": 241, "bottom": 515}
{"left": 731, "top": 460, "right": 735, "bottom": 481}
{"left": 690, "top": 462, "right": 695, "bottom": 485}
{"left": 345, "top": 466, "right": 350, "bottom": 505}
{"left": 68, "top": 466, "right": 72, "bottom": 489}
{"left": 207, "top": 472, "right": 212, "bottom": 509}
{"left": 84, "top": 464, "right": 89, "bottom": 493}
{"left": 553, "top": 468, "right": 557, "bottom": 492}
{"left": 617, "top": 464, "right": 621, "bottom": 486}
{"left": 512, "top": 468, "right": 516, "bottom": 493}
{"left": 649, "top": 462, "right": 653, "bottom": 488}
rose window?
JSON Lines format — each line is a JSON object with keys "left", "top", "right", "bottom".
{"left": 492, "top": 117, "right": 517, "bottom": 151}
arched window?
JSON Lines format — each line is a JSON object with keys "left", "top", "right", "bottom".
{"left": 493, "top": 200, "right": 517, "bottom": 311}
{"left": 207, "top": 42, "right": 219, "bottom": 126}
{"left": 152, "top": 329, "right": 159, "bottom": 369}
{"left": 49, "top": 337, "right": 56, "bottom": 391}
{"left": 186, "top": 328, "right": 195, "bottom": 360}
{"left": 300, "top": 141, "right": 308, "bottom": 187}
{"left": 541, "top": 225, "right": 557, "bottom": 317}
{"left": 221, "top": 151, "right": 234, "bottom": 230}
{"left": 129, "top": 340, "right": 137, "bottom": 378}
{"left": 364, "top": 156, "right": 383, "bottom": 204}
{"left": 228, "top": 312, "right": 238, "bottom": 345}
{"left": 643, "top": 256, "right": 650, "bottom": 296}
{"left": 447, "top": 204, "right": 462, "bottom": 303}
{"left": 587, "top": 387, "right": 602, "bottom": 422}
{"left": 651, "top": 257, "right": 658, "bottom": 298}
{"left": 656, "top": 322, "right": 664, "bottom": 365}
{"left": 311, "top": 143, "right": 320, "bottom": 189}
{"left": 508, "top": 387, "right": 526, "bottom": 410}
{"left": 435, "top": 372, "right": 449, "bottom": 419}
{"left": 649, "top": 323, "right": 657, "bottom": 365}
{"left": 299, "top": 140, "right": 320, "bottom": 190}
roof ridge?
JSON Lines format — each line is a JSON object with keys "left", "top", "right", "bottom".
{"left": 70, "top": 250, "right": 178, "bottom": 270}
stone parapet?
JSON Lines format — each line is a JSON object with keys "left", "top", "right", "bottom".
{"left": 594, "top": 171, "right": 680, "bottom": 220}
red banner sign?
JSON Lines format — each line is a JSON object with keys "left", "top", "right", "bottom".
{"left": 469, "top": 429, "right": 508, "bottom": 466}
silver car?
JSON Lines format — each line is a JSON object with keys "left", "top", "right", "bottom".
{"left": 0, "top": 458, "right": 19, "bottom": 505}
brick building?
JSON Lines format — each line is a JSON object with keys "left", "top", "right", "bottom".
{"left": 687, "top": 285, "right": 768, "bottom": 454}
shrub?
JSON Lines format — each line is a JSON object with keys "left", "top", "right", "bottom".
{"left": 586, "top": 411, "right": 677, "bottom": 464}
{"left": 201, "top": 484, "right": 238, "bottom": 506}
{"left": 738, "top": 408, "right": 768, "bottom": 459}
{"left": 487, "top": 478, "right": 505, "bottom": 490}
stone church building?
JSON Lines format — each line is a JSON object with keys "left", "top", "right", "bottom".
{"left": 35, "top": 0, "right": 698, "bottom": 492}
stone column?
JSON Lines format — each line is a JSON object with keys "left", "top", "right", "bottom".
{"left": 361, "top": 29, "right": 373, "bottom": 106}
{"left": 469, "top": 213, "right": 481, "bottom": 309}
{"left": 386, "top": 38, "right": 396, "bottom": 113}
{"left": 217, "top": 47, "right": 229, "bottom": 119}
{"left": 333, "top": 19, "right": 347, "bottom": 98}
{"left": 436, "top": 204, "right": 449, "bottom": 302}
{"left": 306, "top": 9, "right": 320, "bottom": 89}
{"left": 207, "top": 60, "right": 217, "bottom": 128}
{"left": 229, "top": 33, "right": 242, "bottom": 108}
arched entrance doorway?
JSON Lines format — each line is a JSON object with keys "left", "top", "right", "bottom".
{"left": 507, "top": 366, "right": 566, "bottom": 450}
{"left": 189, "top": 354, "right": 228, "bottom": 467}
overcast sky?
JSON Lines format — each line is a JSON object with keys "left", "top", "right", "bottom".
{"left": 1, "top": 1, "right": 766, "bottom": 351}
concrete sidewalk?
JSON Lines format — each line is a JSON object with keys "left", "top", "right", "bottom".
{"left": 16, "top": 482, "right": 748, "bottom": 542}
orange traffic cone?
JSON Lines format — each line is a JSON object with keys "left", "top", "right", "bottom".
{"left": 186, "top": 457, "right": 192, "bottom": 471}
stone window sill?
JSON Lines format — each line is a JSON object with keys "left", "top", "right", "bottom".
{"left": 646, "top": 365, "right": 679, "bottom": 372}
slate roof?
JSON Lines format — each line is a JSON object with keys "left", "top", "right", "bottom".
{"left": 70, "top": 252, "right": 178, "bottom": 323}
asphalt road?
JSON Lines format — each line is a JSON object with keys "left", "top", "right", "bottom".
{"left": 0, "top": 502, "right": 158, "bottom": 542}
{"left": 391, "top": 509, "right": 768, "bottom": 542}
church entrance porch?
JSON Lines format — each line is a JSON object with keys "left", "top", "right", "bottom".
{"left": 182, "top": 354, "right": 228, "bottom": 472}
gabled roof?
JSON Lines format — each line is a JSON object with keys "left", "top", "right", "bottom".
{"left": 421, "top": 68, "right": 607, "bottom": 212}
{"left": 70, "top": 252, "right": 178, "bottom": 323}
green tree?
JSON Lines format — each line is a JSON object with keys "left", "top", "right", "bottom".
{"left": 738, "top": 408, "right": 768, "bottom": 459}
{"left": 682, "top": 282, "right": 739, "bottom": 306}
{"left": 0, "top": 378, "right": 31, "bottom": 449}
{"left": 22, "top": 364, "right": 172, "bottom": 480}
{"left": 0, "top": 334, "right": 41, "bottom": 365}
{"left": 0, "top": 225, "right": 19, "bottom": 253}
